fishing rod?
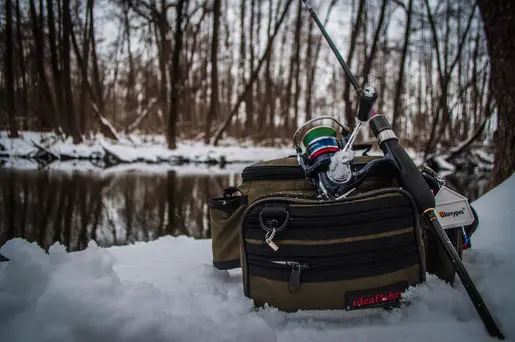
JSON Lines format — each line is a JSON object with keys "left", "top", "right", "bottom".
{"left": 299, "top": 0, "right": 505, "bottom": 339}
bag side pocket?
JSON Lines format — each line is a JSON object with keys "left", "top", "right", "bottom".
{"left": 209, "top": 193, "right": 247, "bottom": 270}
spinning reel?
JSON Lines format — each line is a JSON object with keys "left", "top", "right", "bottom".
{"left": 293, "top": 91, "right": 396, "bottom": 200}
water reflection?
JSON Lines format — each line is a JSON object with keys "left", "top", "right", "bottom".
{"left": 0, "top": 168, "right": 240, "bottom": 252}
{"left": 0, "top": 165, "right": 490, "bottom": 253}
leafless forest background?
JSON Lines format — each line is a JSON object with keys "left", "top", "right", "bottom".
{"left": 0, "top": 0, "right": 494, "bottom": 156}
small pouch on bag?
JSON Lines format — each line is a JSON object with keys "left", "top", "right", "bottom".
{"left": 209, "top": 187, "right": 247, "bottom": 270}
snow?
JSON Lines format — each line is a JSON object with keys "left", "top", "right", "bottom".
{"left": 0, "top": 131, "right": 292, "bottom": 166}
{"left": 1, "top": 174, "right": 514, "bottom": 341}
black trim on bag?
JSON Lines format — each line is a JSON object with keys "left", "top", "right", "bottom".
{"left": 245, "top": 216, "right": 414, "bottom": 241}
{"left": 246, "top": 193, "right": 413, "bottom": 219}
{"left": 242, "top": 165, "right": 306, "bottom": 182}
{"left": 245, "top": 209, "right": 415, "bottom": 241}
{"left": 245, "top": 231, "right": 416, "bottom": 257}
{"left": 247, "top": 247, "right": 419, "bottom": 283}
{"left": 213, "top": 259, "right": 240, "bottom": 270}
{"left": 241, "top": 156, "right": 394, "bottom": 183}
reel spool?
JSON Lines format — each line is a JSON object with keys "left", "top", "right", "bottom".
{"left": 303, "top": 126, "right": 340, "bottom": 162}
{"left": 294, "top": 117, "right": 358, "bottom": 198}
{"left": 293, "top": 117, "right": 351, "bottom": 175}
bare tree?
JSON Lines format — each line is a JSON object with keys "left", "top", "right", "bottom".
{"left": 168, "top": 0, "right": 187, "bottom": 149}
{"left": 4, "top": 0, "right": 19, "bottom": 137}
{"left": 391, "top": 0, "right": 414, "bottom": 133}
{"left": 478, "top": 0, "right": 515, "bottom": 187}
{"left": 343, "top": 0, "right": 365, "bottom": 126}
{"left": 205, "top": 0, "right": 221, "bottom": 143}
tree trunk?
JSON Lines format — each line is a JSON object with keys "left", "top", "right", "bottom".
{"left": 244, "top": 0, "right": 256, "bottom": 132}
{"left": 305, "top": 0, "right": 338, "bottom": 123}
{"left": 78, "top": 0, "right": 92, "bottom": 134}
{"left": 238, "top": 0, "right": 246, "bottom": 131}
{"left": 15, "top": 0, "right": 28, "bottom": 129}
{"left": 282, "top": 1, "right": 301, "bottom": 132}
{"left": 62, "top": 0, "right": 82, "bottom": 143}
{"left": 264, "top": 0, "right": 274, "bottom": 130}
{"left": 205, "top": 0, "right": 221, "bottom": 143}
{"left": 478, "top": 0, "right": 515, "bottom": 187}
{"left": 157, "top": 0, "right": 169, "bottom": 137}
{"left": 304, "top": 18, "right": 314, "bottom": 123}
{"left": 360, "top": 0, "right": 388, "bottom": 88}
{"left": 391, "top": 0, "right": 413, "bottom": 133}
{"left": 168, "top": 0, "right": 186, "bottom": 149}
{"left": 292, "top": 0, "right": 303, "bottom": 132}
{"left": 5, "top": 0, "right": 19, "bottom": 138}
{"left": 343, "top": 0, "right": 365, "bottom": 126}
{"left": 47, "top": 0, "right": 65, "bottom": 131}
{"left": 125, "top": 0, "right": 137, "bottom": 124}
{"left": 29, "top": 0, "right": 57, "bottom": 127}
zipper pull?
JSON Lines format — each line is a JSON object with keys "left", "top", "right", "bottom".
{"left": 288, "top": 262, "right": 309, "bottom": 294}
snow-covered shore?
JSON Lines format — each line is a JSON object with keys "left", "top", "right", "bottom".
{"left": 0, "top": 172, "right": 513, "bottom": 341}
{"left": 0, "top": 131, "right": 293, "bottom": 169}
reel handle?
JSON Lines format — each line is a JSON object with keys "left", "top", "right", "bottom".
{"left": 357, "top": 86, "right": 378, "bottom": 122}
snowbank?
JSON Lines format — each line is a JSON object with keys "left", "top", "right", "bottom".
{"left": 1, "top": 175, "right": 514, "bottom": 342}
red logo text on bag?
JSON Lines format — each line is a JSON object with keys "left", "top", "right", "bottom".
{"left": 344, "top": 282, "right": 408, "bottom": 310}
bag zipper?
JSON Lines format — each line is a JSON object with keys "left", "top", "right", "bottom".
{"left": 266, "top": 260, "right": 309, "bottom": 293}
{"left": 248, "top": 245, "right": 418, "bottom": 294}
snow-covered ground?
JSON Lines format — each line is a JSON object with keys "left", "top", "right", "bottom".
{"left": 1, "top": 174, "right": 513, "bottom": 341}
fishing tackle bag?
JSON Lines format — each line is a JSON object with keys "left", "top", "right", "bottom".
{"left": 208, "top": 155, "right": 398, "bottom": 270}
{"left": 208, "top": 155, "right": 468, "bottom": 310}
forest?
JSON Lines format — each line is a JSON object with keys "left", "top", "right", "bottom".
{"left": 0, "top": 0, "right": 513, "bottom": 184}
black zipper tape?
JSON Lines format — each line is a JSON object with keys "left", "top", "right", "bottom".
{"left": 244, "top": 207, "right": 414, "bottom": 241}
{"left": 245, "top": 216, "right": 414, "bottom": 241}
{"left": 245, "top": 231, "right": 416, "bottom": 257}
{"left": 245, "top": 192, "right": 413, "bottom": 219}
{"left": 247, "top": 245, "right": 419, "bottom": 284}
{"left": 249, "top": 244, "right": 418, "bottom": 266}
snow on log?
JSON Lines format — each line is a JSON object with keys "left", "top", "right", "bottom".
{"left": 101, "top": 144, "right": 131, "bottom": 165}
{"left": 31, "top": 139, "right": 60, "bottom": 163}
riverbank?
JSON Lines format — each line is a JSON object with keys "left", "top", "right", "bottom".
{"left": 0, "top": 131, "right": 292, "bottom": 169}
